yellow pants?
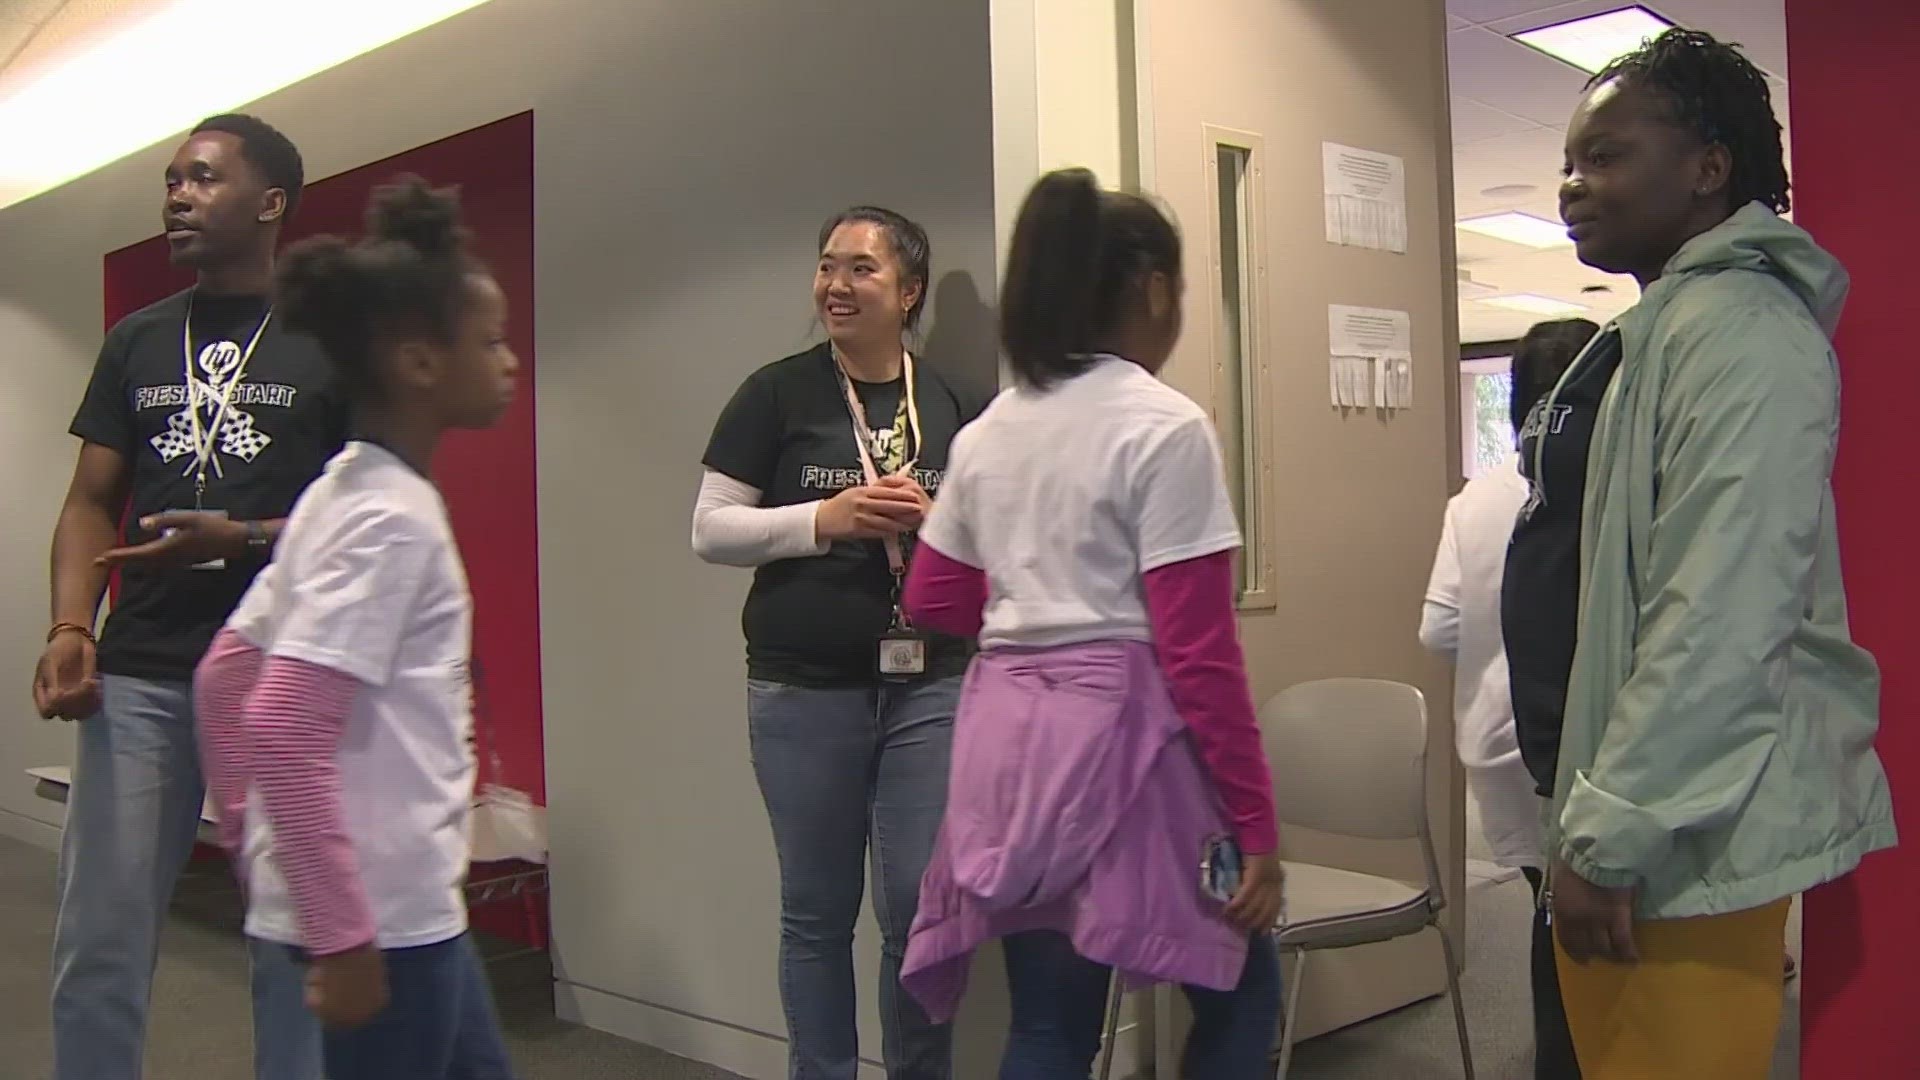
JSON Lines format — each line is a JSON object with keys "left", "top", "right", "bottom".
{"left": 1555, "top": 899, "right": 1791, "bottom": 1079}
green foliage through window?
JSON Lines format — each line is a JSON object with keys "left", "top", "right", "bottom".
{"left": 1472, "top": 371, "right": 1513, "bottom": 475}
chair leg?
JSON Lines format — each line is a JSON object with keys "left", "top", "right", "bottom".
{"left": 1097, "top": 969, "right": 1125, "bottom": 1080}
{"left": 1435, "top": 923, "right": 1476, "bottom": 1080}
{"left": 1274, "top": 948, "right": 1308, "bottom": 1080}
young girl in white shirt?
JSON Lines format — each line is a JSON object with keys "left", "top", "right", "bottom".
{"left": 193, "top": 175, "right": 520, "bottom": 1080}
{"left": 898, "top": 168, "right": 1283, "bottom": 1079}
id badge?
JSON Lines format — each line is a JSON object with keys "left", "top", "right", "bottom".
{"left": 878, "top": 631, "right": 927, "bottom": 681}
{"left": 169, "top": 508, "right": 228, "bottom": 571}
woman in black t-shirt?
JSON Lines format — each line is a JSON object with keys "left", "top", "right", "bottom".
{"left": 692, "top": 207, "right": 980, "bottom": 1080}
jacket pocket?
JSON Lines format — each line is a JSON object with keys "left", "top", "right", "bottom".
{"left": 946, "top": 647, "right": 1135, "bottom": 912}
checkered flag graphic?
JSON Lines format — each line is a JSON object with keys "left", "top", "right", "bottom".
{"left": 220, "top": 411, "right": 272, "bottom": 462}
{"left": 150, "top": 409, "right": 197, "bottom": 462}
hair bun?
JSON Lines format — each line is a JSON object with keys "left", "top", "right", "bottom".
{"left": 275, "top": 235, "right": 364, "bottom": 337}
{"left": 366, "top": 174, "right": 466, "bottom": 259}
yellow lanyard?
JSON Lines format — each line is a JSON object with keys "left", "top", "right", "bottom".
{"left": 834, "top": 349, "right": 921, "bottom": 574}
{"left": 182, "top": 295, "right": 273, "bottom": 501}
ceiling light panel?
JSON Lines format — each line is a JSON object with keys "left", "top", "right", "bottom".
{"left": 1457, "top": 211, "right": 1572, "bottom": 249}
{"left": 1511, "top": 6, "right": 1675, "bottom": 75}
{"left": 0, "top": 0, "right": 494, "bottom": 212}
{"left": 1480, "top": 293, "right": 1589, "bottom": 316}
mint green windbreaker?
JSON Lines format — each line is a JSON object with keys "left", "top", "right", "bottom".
{"left": 1547, "top": 202, "right": 1897, "bottom": 918}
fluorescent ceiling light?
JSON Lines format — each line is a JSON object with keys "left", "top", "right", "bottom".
{"left": 0, "top": 0, "right": 494, "bottom": 212}
{"left": 1512, "top": 6, "right": 1675, "bottom": 75}
{"left": 1457, "top": 212, "right": 1571, "bottom": 249}
{"left": 1480, "top": 294, "right": 1589, "bottom": 316}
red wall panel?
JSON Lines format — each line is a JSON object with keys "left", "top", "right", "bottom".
{"left": 1783, "top": 6, "right": 1920, "bottom": 1076}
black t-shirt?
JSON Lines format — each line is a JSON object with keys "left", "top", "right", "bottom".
{"left": 1502, "top": 327, "right": 1624, "bottom": 796}
{"left": 703, "top": 343, "right": 985, "bottom": 687}
{"left": 71, "top": 288, "right": 349, "bottom": 681}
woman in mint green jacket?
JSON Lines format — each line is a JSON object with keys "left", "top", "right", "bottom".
{"left": 1536, "top": 29, "right": 1896, "bottom": 1078}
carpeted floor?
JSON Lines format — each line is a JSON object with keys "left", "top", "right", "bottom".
{"left": 0, "top": 833, "right": 1795, "bottom": 1079}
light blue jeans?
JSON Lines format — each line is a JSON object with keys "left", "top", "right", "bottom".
{"left": 748, "top": 676, "right": 960, "bottom": 1080}
{"left": 51, "top": 674, "right": 324, "bottom": 1080}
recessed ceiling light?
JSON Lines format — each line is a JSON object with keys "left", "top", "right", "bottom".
{"left": 1511, "top": 5, "right": 1675, "bottom": 75}
{"left": 1456, "top": 211, "right": 1571, "bottom": 249}
{"left": 1480, "top": 293, "right": 1589, "bottom": 316}
{"left": 0, "top": 0, "right": 497, "bottom": 212}
{"left": 1479, "top": 183, "right": 1538, "bottom": 200}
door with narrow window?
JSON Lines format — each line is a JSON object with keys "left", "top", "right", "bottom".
{"left": 1132, "top": 0, "right": 1461, "bottom": 1043}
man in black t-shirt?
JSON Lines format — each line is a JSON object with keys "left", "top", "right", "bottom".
{"left": 32, "top": 115, "right": 338, "bottom": 1080}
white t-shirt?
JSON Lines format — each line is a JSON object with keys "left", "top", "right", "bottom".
{"left": 228, "top": 441, "right": 476, "bottom": 950}
{"left": 921, "top": 355, "right": 1242, "bottom": 650}
{"left": 1419, "top": 453, "right": 1528, "bottom": 770}
{"left": 1419, "top": 452, "right": 1543, "bottom": 868}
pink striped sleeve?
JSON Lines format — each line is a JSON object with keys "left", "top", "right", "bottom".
{"left": 193, "top": 628, "right": 262, "bottom": 857}
{"left": 902, "top": 541, "right": 987, "bottom": 640}
{"left": 245, "top": 654, "right": 376, "bottom": 956}
{"left": 1142, "top": 550, "right": 1280, "bottom": 855}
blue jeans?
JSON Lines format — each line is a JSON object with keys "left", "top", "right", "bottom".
{"left": 298, "top": 933, "right": 515, "bottom": 1080}
{"left": 999, "top": 930, "right": 1282, "bottom": 1080}
{"left": 51, "top": 674, "right": 323, "bottom": 1080}
{"left": 748, "top": 676, "right": 959, "bottom": 1080}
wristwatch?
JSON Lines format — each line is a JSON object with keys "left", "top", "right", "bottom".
{"left": 245, "top": 520, "right": 270, "bottom": 553}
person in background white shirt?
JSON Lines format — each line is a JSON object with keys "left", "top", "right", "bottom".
{"left": 193, "top": 176, "right": 522, "bottom": 1080}
{"left": 1422, "top": 317, "right": 1596, "bottom": 1080}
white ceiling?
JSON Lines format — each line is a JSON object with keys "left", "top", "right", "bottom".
{"left": 0, "top": 1, "right": 1787, "bottom": 347}
{"left": 0, "top": 1, "right": 166, "bottom": 86}
{"left": 0, "top": 0, "right": 70, "bottom": 72}
{"left": 1448, "top": 0, "right": 1790, "bottom": 343}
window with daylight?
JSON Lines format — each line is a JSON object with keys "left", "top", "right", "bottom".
{"left": 1206, "top": 130, "right": 1272, "bottom": 607}
{"left": 1460, "top": 356, "right": 1514, "bottom": 480}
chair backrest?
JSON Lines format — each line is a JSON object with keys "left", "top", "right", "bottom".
{"left": 1258, "top": 678, "right": 1429, "bottom": 843}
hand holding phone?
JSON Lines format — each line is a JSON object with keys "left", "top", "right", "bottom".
{"left": 1224, "top": 853, "right": 1286, "bottom": 932}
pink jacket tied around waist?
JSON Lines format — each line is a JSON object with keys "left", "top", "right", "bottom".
{"left": 901, "top": 639, "right": 1250, "bottom": 1022}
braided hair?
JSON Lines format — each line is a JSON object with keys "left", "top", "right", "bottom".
{"left": 1590, "top": 28, "right": 1790, "bottom": 214}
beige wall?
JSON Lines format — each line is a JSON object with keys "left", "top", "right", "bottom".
{"left": 988, "top": 0, "right": 1133, "bottom": 266}
{"left": 1136, "top": 0, "right": 1462, "bottom": 1042}
{"left": 0, "top": 1, "right": 999, "bottom": 1077}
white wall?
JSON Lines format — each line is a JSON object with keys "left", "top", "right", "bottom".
{"left": 0, "top": 1, "right": 998, "bottom": 1076}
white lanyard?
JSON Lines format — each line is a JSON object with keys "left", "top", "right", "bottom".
{"left": 182, "top": 295, "right": 273, "bottom": 500}
{"left": 834, "top": 348, "right": 921, "bottom": 575}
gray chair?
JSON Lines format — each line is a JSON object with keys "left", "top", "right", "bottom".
{"left": 1262, "top": 678, "right": 1474, "bottom": 1080}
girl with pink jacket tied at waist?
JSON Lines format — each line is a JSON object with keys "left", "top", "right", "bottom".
{"left": 897, "top": 168, "right": 1286, "bottom": 1079}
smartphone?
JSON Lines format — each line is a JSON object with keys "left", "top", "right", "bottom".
{"left": 1201, "top": 834, "right": 1243, "bottom": 903}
